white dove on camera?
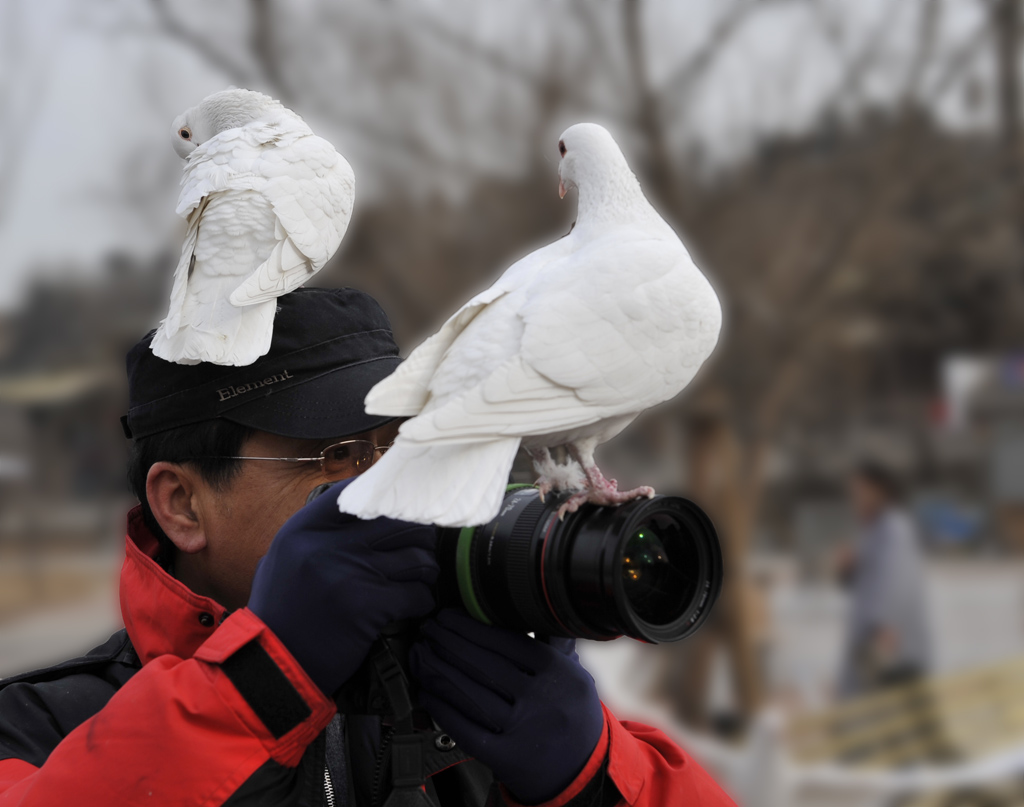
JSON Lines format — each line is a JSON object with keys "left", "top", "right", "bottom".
{"left": 339, "top": 123, "right": 721, "bottom": 527}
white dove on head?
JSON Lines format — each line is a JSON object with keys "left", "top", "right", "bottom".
{"left": 171, "top": 89, "right": 285, "bottom": 159}
{"left": 151, "top": 88, "right": 355, "bottom": 366}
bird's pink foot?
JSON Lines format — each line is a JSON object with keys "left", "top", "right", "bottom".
{"left": 555, "top": 476, "right": 656, "bottom": 520}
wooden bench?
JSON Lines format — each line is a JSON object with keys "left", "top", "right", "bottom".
{"left": 787, "top": 656, "right": 1024, "bottom": 805}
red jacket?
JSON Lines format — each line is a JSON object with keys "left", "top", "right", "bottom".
{"left": 0, "top": 508, "right": 736, "bottom": 806}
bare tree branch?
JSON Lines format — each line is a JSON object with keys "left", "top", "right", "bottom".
{"left": 808, "top": 0, "right": 907, "bottom": 122}
{"left": 624, "top": 0, "right": 681, "bottom": 210}
{"left": 901, "top": 0, "right": 941, "bottom": 102}
{"left": 567, "top": 0, "right": 632, "bottom": 97}
{"left": 921, "top": 16, "right": 989, "bottom": 100}
{"left": 389, "top": 2, "right": 555, "bottom": 95}
{"left": 148, "top": 0, "right": 264, "bottom": 90}
{"left": 990, "top": 0, "right": 1022, "bottom": 166}
{"left": 657, "top": 0, "right": 762, "bottom": 103}
{"left": 249, "top": 0, "right": 293, "bottom": 105}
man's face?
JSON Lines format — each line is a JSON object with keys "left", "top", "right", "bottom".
{"left": 184, "top": 421, "right": 400, "bottom": 609}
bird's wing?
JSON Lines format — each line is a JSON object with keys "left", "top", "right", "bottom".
{"left": 400, "top": 236, "right": 721, "bottom": 445}
{"left": 363, "top": 296, "right": 501, "bottom": 417}
{"left": 161, "top": 195, "right": 210, "bottom": 337}
{"left": 364, "top": 237, "right": 573, "bottom": 416}
{"left": 399, "top": 353, "right": 620, "bottom": 444}
{"left": 229, "top": 134, "right": 355, "bottom": 306}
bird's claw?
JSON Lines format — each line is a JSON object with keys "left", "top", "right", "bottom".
{"left": 556, "top": 492, "right": 589, "bottom": 521}
{"left": 558, "top": 484, "right": 656, "bottom": 514}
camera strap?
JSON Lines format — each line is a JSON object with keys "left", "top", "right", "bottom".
{"left": 372, "top": 639, "right": 434, "bottom": 807}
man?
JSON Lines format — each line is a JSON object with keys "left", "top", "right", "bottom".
{"left": 0, "top": 288, "right": 735, "bottom": 806}
{"left": 837, "top": 461, "right": 933, "bottom": 698}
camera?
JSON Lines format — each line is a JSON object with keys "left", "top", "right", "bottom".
{"left": 435, "top": 485, "right": 722, "bottom": 643}
{"left": 317, "top": 483, "right": 724, "bottom": 714}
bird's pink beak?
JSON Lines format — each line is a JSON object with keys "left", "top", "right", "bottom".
{"left": 558, "top": 177, "right": 567, "bottom": 199}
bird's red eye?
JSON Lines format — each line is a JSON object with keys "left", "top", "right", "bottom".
{"left": 179, "top": 128, "right": 191, "bottom": 140}
{"left": 558, "top": 140, "right": 566, "bottom": 157}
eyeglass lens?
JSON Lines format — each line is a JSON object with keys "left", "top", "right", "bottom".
{"left": 321, "top": 441, "right": 377, "bottom": 478}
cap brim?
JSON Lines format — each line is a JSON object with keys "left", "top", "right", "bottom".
{"left": 222, "top": 355, "right": 403, "bottom": 440}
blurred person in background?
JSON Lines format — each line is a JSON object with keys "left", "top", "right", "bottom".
{"left": 0, "top": 288, "right": 735, "bottom": 807}
{"left": 836, "top": 461, "right": 933, "bottom": 698}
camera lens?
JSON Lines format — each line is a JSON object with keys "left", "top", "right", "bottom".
{"left": 436, "top": 487, "right": 722, "bottom": 643}
{"left": 622, "top": 522, "right": 692, "bottom": 625}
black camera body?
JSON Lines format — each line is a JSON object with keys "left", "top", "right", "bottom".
{"left": 328, "top": 485, "right": 723, "bottom": 715}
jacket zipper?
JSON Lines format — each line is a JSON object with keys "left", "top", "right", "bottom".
{"left": 370, "top": 726, "right": 396, "bottom": 807}
{"left": 324, "top": 764, "right": 335, "bottom": 807}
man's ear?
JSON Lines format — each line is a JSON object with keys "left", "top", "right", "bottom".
{"left": 146, "top": 462, "right": 207, "bottom": 554}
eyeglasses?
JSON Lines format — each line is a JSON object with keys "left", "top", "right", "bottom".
{"left": 208, "top": 439, "right": 394, "bottom": 481}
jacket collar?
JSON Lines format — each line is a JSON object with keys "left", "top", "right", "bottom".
{"left": 121, "top": 506, "right": 228, "bottom": 666}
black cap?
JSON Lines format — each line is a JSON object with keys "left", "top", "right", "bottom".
{"left": 122, "top": 288, "right": 402, "bottom": 440}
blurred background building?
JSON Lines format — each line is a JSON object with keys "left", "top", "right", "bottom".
{"left": 4, "top": 1, "right": 1024, "bottom": 803}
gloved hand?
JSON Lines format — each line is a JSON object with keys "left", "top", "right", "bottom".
{"left": 248, "top": 477, "right": 438, "bottom": 698}
{"left": 409, "top": 608, "right": 604, "bottom": 805}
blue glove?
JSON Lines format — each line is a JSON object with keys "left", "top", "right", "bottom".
{"left": 248, "top": 478, "right": 438, "bottom": 697}
{"left": 409, "top": 608, "right": 604, "bottom": 805}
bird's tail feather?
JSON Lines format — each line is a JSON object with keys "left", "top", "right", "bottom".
{"left": 338, "top": 438, "right": 521, "bottom": 527}
{"left": 150, "top": 299, "right": 275, "bottom": 366}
